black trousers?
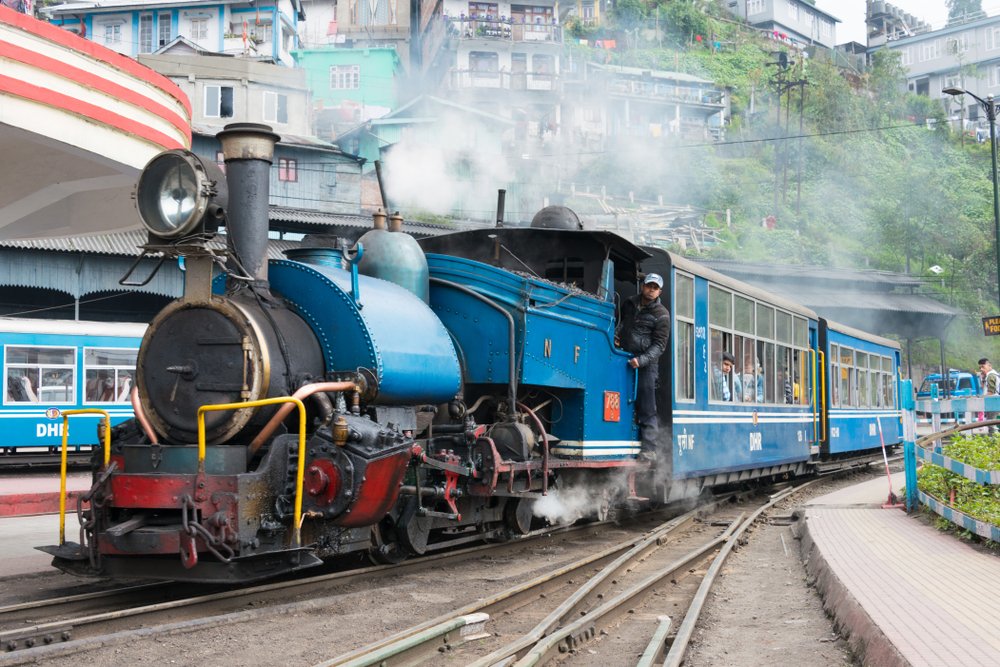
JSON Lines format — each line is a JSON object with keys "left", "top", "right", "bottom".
{"left": 636, "top": 367, "right": 659, "bottom": 449}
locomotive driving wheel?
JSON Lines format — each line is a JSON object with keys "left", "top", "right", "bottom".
{"left": 368, "top": 521, "right": 408, "bottom": 565}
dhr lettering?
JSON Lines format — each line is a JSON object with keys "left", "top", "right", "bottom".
{"left": 37, "top": 423, "right": 64, "bottom": 438}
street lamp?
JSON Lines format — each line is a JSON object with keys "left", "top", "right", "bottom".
{"left": 944, "top": 87, "right": 1000, "bottom": 309}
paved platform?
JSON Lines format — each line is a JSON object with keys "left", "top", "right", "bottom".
{"left": 796, "top": 472, "right": 1000, "bottom": 667}
{"left": 0, "top": 512, "right": 81, "bottom": 578}
{"left": 0, "top": 471, "right": 90, "bottom": 517}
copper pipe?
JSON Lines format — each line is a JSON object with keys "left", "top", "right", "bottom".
{"left": 517, "top": 402, "right": 549, "bottom": 496}
{"left": 248, "top": 381, "right": 359, "bottom": 455}
{"left": 131, "top": 385, "right": 158, "bottom": 445}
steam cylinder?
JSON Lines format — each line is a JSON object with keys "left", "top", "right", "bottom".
{"left": 357, "top": 212, "right": 430, "bottom": 302}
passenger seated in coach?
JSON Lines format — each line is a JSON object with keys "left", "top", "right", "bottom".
{"left": 712, "top": 351, "right": 738, "bottom": 401}
{"left": 742, "top": 357, "right": 764, "bottom": 403}
{"left": 86, "top": 371, "right": 115, "bottom": 402}
{"left": 8, "top": 374, "right": 38, "bottom": 402}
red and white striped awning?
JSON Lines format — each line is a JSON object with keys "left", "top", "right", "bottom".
{"left": 0, "top": 6, "right": 191, "bottom": 239}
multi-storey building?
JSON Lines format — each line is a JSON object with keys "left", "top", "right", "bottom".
{"left": 294, "top": 46, "right": 402, "bottom": 139}
{"left": 431, "top": 0, "right": 563, "bottom": 143}
{"left": 869, "top": 7, "right": 1000, "bottom": 131}
{"left": 42, "top": 0, "right": 304, "bottom": 66}
{"left": 565, "top": 63, "right": 728, "bottom": 148}
{"left": 723, "top": 0, "right": 840, "bottom": 49}
{"left": 298, "top": 0, "right": 413, "bottom": 66}
{"left": 138, "top": 50, "right": 365, "bottom": 215}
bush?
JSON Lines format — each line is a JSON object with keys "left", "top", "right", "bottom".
{"left": 917, "top": 433, "right": 1000, "bottom": 526}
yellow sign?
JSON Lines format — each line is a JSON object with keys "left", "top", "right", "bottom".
{"left": 983, "top": 316, "right": 1000, "bottom": 336}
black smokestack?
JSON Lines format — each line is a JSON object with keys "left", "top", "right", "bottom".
{"left": 216, "top": 123, "right": 280, "bottom": 286}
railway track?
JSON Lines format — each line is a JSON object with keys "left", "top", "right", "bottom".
{"left": 0, "top": 480, "right": 827, "bottom": 666}
{"left": 0, "top": 509, "right": 680, "bottom": 663}
{"left": 315, "top": 481, "right": 819, "bottom": 667}
{"left": 0, "top": 451, "right": 90, "bottom": 470}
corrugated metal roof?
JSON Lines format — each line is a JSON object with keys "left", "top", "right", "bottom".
{"left": 0, "top": 212, "right": 458, "bottom": 257}
{"left": 192, "top": 124, "right": 363, "bottom": 157}
{"left": 269, "top": 207, "right": 460, "bottom": 235}
{"left": 701, "top": 259, "right": 926, "bottom": 288}
{"left": 0, "top": 230, "right": 148, "bottom": 256}
{"left": 769, "top": 286, "right": 963, "bottom": 316}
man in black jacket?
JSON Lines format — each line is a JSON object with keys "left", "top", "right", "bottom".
{"left": 616, "top": 273, "right": 671, "bottom": 460}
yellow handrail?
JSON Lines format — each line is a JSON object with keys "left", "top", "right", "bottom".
{"left": 197, "top": 397, "right": 307, "bottom": 547}
{"left": 59, "top": 409, "right": 111, "bottom": 545}
{"left": 818, "top": 350, "right": 827, "bottom": 444}
{"left": 810, "top": 349, "right": 818, "bottom": 444}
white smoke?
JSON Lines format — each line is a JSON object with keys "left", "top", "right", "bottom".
{"left": 382, "top": 109, "right": 516, "bottom": 220}
{"left": 531, "top": 486, "right": 605, "bottom": 525}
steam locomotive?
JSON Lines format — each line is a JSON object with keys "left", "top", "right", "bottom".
{"left": 41, "top": 124, "right": 902, "bottom": 583}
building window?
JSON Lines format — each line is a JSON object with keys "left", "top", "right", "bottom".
{"left": 468, "top": 2, "right": 498, "bottom": 19}
{"left": 139, "top": 14, "right": 154, "bottom": 53}
{"left": 470, "top": 51, "right": 499, "bottom": 75}
{"left": 988, "top": 26, "right": 1000, "bottom": 50}
{"left": 350, "top": 0, "right": 396, "bottom": 26}
{"left": 532, "top": 53, "right": 553, "bottom": 74}
{"left": 991, "top": 65, "right": 1000, "bottom": 88}
{"left": 204, "top": 85, "right": 234, "bottom": 118}
{"left": 746, "top": 0, "right": 763, "bottom": 15}
{"left": 263, "top": 91, "right": 288, "bottom": 124}
{"left": 919, "top": 40, "right": 940, "bottom": 62}
{"left": 249, "top": 20, "right": 272, "bottom": 43}
{"left": 103, "top": 23, "right": 122, "bottom": 45}
{"left": 278, "top": 158, "right": 297, "bottom": 182}
{"left": 947, "top": 34, "right": 968, "bottom": 54}
{"left": 158, "top": 12, "right": 171, "bottom": 47}
{"left": 190, "top": 18, "right": 208, "bottom": 40}
{"left": 330, "top": 65, "right": 360, "bottom": 89}
{"left": 512, "top": 5, "right": 553, "bottom": 30}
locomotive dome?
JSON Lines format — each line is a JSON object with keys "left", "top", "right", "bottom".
{"left": 530, "top": 205, "right": 583, "bottom": 230}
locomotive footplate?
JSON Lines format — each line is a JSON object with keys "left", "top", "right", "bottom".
{"left": 44, "top": 547, "right": 323, "bottom": 584}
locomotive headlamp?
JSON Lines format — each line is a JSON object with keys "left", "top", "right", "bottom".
{"left": 135, "top": 149, "right": 228, "bottom": 240}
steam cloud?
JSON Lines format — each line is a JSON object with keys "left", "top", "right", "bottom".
{"left": 531, "top": 486, "right": 606, "bottom": 524}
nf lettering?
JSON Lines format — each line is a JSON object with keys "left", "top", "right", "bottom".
{"left": 37, "top": 423, "right": 64, "bottom": 437}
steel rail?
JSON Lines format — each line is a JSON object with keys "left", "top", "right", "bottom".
{"left": 317, "top": 497, "right": 736, "bottom": 667}
{"left": 513, "top": 515, "right": 743, "bottom": 666}
{"left": 660, "top": 479, "right": 821, "bottom": 667}
{"left": 0, "top": 512, "right": 627, "bottom": 654}
{"left": 465, "top": 508, "right": 703, "bottom": 667}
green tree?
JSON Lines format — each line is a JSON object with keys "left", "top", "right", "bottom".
{"left": 947, "top": 0, "right": 983, "bottom": 21}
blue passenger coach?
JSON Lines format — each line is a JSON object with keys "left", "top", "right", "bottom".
{"left": 1, "top": 318, "right": 146, "bottom": 455}
{"left": 818, "top": 319, "right": 901, "bottom": 456}
{"left": 644, "top": 251, "right": 818, "bottom": 483}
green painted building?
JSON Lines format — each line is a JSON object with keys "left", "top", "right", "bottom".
{"left": 293, "top": 47, "right": 402, "bottom": 140}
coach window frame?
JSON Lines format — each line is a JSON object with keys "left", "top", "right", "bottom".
{"left": 4, "top": 344, "right": 77, "bottom": 405}
{"left": 755, "top": 303, "right": 775, "bottom": 403}
{"left": 708, "top": 285, "right": 734, "bottom": 402}
{"left": 883, "top": 356, "right": 895, "bottom": 406}
{"left": 733, "top": 294, "right": 755, "bottom": 403}
{"left": 839, "top": 346, "right": 855, "bottom": 407}
{"left": 84, "top": 347, "right": 138, "bottom": 404}
{"left": 674, "top": 271, "right": 695, "bottom": 402}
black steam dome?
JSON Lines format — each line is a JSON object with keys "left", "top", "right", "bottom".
{"left": 530, "top": 205, "right": 582, "bottom": 230}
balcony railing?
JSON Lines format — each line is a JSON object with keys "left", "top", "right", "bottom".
{"left": 605, "top": 79, "right": 725, "bottom": 106}
{"left": 445, "top": 16, "right": 562, "bottom": 44}
{"left": 449, "top": 68, "right": 559, "bottom": 92}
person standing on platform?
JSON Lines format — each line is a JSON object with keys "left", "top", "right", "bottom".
{"left": 979, "top": 358, "right": 1000, "bottom": 434}
{"left": 616, "top": 273, "right": 670, "bottom": 460}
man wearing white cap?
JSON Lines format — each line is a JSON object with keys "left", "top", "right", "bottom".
{"left": 616, "top": 272, "right": 671, "bottom": 460}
